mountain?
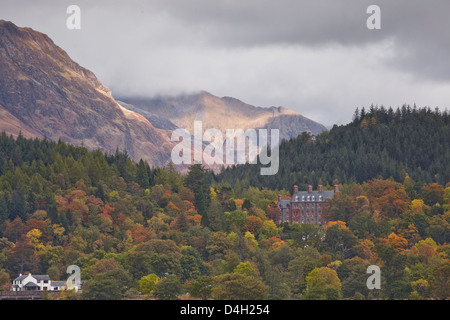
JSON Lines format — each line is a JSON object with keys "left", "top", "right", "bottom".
{"left": 0, "top": 20, "right": 175, "bottom": 167}
{"left": 0, "top": 20, "right": 327, "bottom": 171}
{"left": 117, "top": 91, "right": 327, "bottom": 141}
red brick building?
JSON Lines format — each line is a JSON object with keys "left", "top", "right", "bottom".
{"left": 276, "top": 184, "right": 338, "bottom": 225}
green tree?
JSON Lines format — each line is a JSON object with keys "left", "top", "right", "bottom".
{"left": 139, "top": 274, "right": 160, "bottom": 295}
{"left": 304, "top": 267, "right": 342, "bottom": 300}
{"left": 136, "top": 159, "right": 150, "bottom": 189}
{"left": 233, "top": 261, "right": 258, "bottom": 277}
{"left": 82, "top": 268, "right": 132, "bottom": 300}
{"left": 0, "top": 192, "right": 9, "bottom": 226}
{"left": 207, "top": 198, "right": 226, "bottom": 231}
{"left": 206, "top": 231, "right": 232, "bottom": 259}
{"left": 188, "top": 276, "right": 213, "bottom": 300}
{"left": 153, "top": 275, "right": 182, "bottom": 300}
{"left": 324, "top": 223, "right": 358, "bottom": 259}
{"left": 185, "top": 164, "right": 209, "bottom": 217}
{"left": 258, "top": 220, "right": 279, "bottom": 240}
{"left": 338, "top": 257, "right": 371, "bottom": 299}
{"left": 9, "top": 186, "right": 27, "bottom": 220}
{"left": 180, "top": 246, "right": 204, "bottom": 280}
{"left": 212, "top": 272, "right": 268, "bottom": 300}
{"left": 290, "top": 223, "right": 322, "bottom": 248}
{"left": 154, "top": 162, "right": 183, "bottom": 192}
{"left": 430, "top": 263, "right": 450, "bottom": 300}
{"left": 225, "top": 209, "right": 246, "bottom": 231}
{"left": 426, "top": 214, "right": 450, "bottom": 244}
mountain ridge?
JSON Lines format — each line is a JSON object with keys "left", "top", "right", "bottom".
{"left": 0, "top": 19, "right": 175, "bottom": 167}
{"left": 0, "top": 20, "right": 328, "bottom": 170}
{"left": 117, "top": 91, "right": 327, "bottom": 141}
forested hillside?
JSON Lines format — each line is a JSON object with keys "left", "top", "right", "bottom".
{"left": 0, "top": 126, "right": 449, "bottom": 300}
{"left": 216, "top": 105, "right": 449, "bottom": 191}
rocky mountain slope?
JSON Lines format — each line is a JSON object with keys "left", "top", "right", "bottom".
{"left": 118, "top": 91, "right": 327, "bottom": 141}
{"left": 0, "top": 20, "right": 327, "bottom": 170}
{"left": 0, "top": 20, "right": 174, "bottom": 167}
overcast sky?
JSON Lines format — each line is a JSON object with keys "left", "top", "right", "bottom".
{"left": 2, "top": 0, "right": 450, "bottom": 126}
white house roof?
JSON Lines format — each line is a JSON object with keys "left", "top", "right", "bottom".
{"left": 13, "top": 275, "right": 28, "bottom": 282}
{"left": 32, "top": 275, "right": 51, "bottom": 281}
{"left": 13, "top": 274, "right": 51, "bottom": 282}
{"left": 23, "top": 281, "right": 40, "bottom": 288}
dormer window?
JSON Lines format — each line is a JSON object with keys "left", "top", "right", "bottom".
{"left": 295, "top": 196, "right": 298, "bottom": 201}
{"left": 307, "top": 196, "right": 310, "bottom": 201}
{"left": 319, "top": 195, "right": 323, "bottom": 201}
{"left": 312, "top": 196, "right": 315, "bottom": 201}
{"left": 302, "top": 196, "right": 305, "bottom": 201}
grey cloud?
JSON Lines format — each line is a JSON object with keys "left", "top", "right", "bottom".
{"left": 1, "top": 0, "right": 449, "bottom": 126}
{"left": 154, "top": 0, "right": 450, "bottom": 81}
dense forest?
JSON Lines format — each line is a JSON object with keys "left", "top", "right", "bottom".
{"left": 217, "top": 105, "right": 449, "bottom": 191}
{"left": 0, "top": 104, "right": 449, "bottom": 300}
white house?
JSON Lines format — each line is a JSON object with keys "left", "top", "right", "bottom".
{"left": 12, "top": 273, "right": 82, "bottom": 292}
{"left": 12, "top": 274, "right": 51, "bottom": 291}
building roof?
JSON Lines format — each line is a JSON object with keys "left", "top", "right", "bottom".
{"left": 33, "top": 275, "right": 51, "bottom": 281}
{"left": 278, "top": 187, "right": 335, "bottom": 210}
{"left": 292, "top": 190, "right": 334, "bottom": 202}
{"left": 277, "top": 199, "right": 290, "bottom": 208}
{"left": 51, "top": 281, "right": 66, "bottom": 287}
{"left": 13, "top": 274, "right": 51, "bottom": 282}
{"left": 23, "top": 281, "right": 40, "bottom": 288}
{"left": 14, "top": 274, "right": 27, "bottom": 282}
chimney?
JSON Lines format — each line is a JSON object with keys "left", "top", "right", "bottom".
{"left": 318, "top": 184, "right": 323, "bottom": 193}
{"left": 308, "top": 185, "right": 312, "bottom": 194}
{"left": 293, "top": 185, "right": 298, "bottom": 194}
{"left": 334, "top": 184, "right": 339, "bottom": 193}
{"left": 278, "top": 194, "right": 282, "bottom": 203}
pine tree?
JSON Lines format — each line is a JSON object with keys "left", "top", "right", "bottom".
{"left": 136, "top": 159, "right": 150, "bottom": 189}
{"left": 207, "top": 198, "right": 226, "bottom": 231}
{"left": 9, "top": 186, "right": 27, "bottom": 220}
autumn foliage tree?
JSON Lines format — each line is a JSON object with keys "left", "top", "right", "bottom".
{"left": 0, "top": 131, "right": 449, "bottom": 300}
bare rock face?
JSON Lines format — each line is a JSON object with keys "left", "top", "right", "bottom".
{"left": 118, "top": 91, "right": 327, "bottom": 141}
{"left": 0, "top": 20, "right": 174, "bottom": 167}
